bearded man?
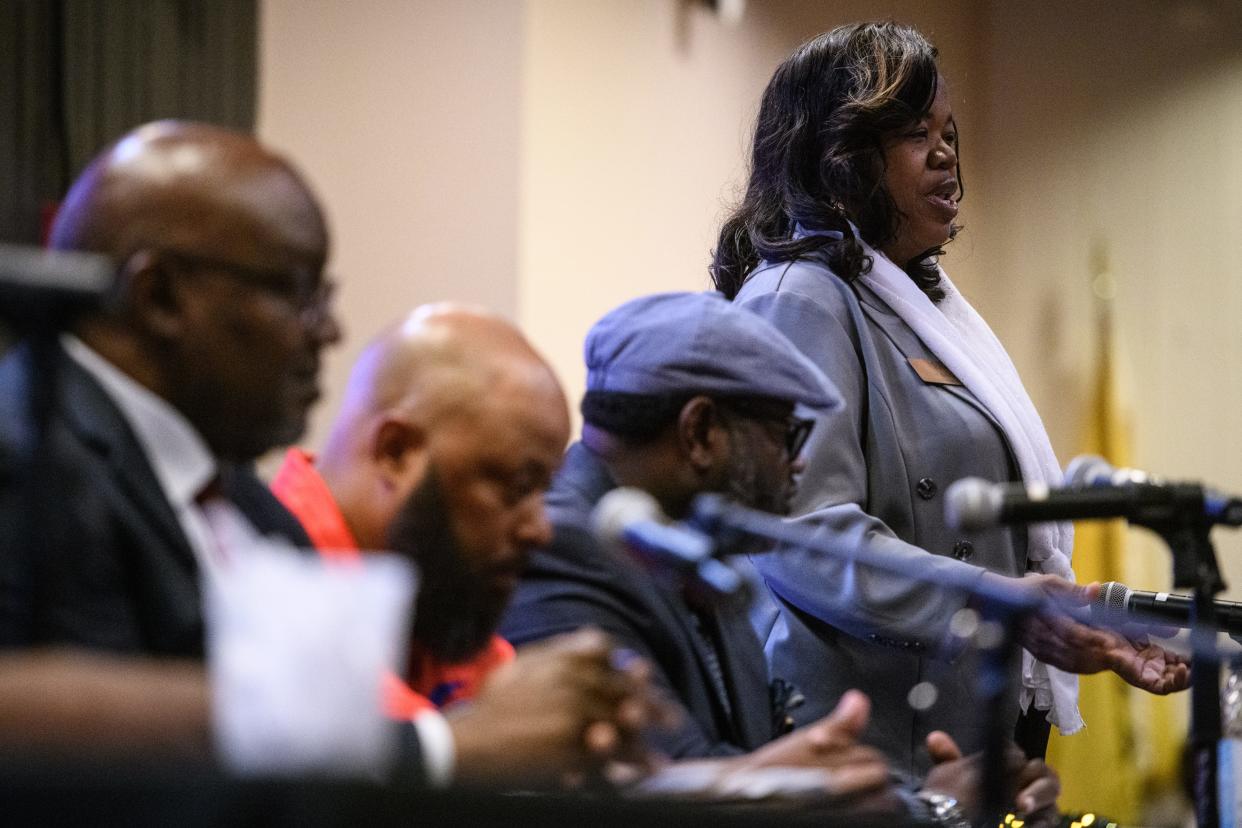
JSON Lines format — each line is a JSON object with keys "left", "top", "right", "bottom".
{"left": 272, "top": 304, "right": 650, "bottom": 788}
{"left": 500, "top": 291, "right": 838, "bottom": 760}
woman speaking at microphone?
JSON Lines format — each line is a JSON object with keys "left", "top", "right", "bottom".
{"left": 711, "top": 21, "right": 1188, "bottom": 778}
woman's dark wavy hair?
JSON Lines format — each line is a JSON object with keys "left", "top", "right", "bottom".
{"left": 710, "top": 21, "right": 962, "bottom": 301}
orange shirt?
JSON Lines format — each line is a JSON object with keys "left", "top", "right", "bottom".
{"left": 271, "top": 448, "right": 514, "bottom": 720}
{"left": 383, "top": 636, "right": 515, "bottom": 719}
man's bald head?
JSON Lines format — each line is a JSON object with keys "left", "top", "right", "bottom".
{"left": 330, "top": 303, "right": 566, "bottom": 442}
{"left": 51, "top": 120, "right": 327, "bottom": 267}
{"left": 316, "top": 305, "right": 568, "bottom": 600}
{"left": 54, "top": 120, "right": 340, "bottom": 461}
{"left": 314, "top": 306, "right": 568, "bottom": 662}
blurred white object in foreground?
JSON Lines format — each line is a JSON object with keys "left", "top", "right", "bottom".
{"left": 206, "top": 529, "right": 416, "bottom": 778}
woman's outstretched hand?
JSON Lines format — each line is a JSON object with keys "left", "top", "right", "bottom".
{"left": 987, "top": 574, "right": 1191, "bottom": 695}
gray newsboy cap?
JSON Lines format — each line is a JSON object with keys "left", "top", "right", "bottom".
{"left": 584, "top": 291, "right": 840, "bottom": 411}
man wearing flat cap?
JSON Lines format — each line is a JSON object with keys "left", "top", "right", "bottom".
{"left": 501, "top": 291, "right": 852, "bottom": 762}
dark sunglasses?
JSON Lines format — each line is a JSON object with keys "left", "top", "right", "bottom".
{"left": 782, "top": 416, "right": 815, "bottom": 459}
{"left": 718, "top": 397, "right": 816, "bottom": 459}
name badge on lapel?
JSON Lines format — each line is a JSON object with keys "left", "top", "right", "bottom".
{"left": 908, "top": 357, "right": 962, "bottom": 386}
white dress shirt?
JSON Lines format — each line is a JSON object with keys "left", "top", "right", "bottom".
{"left": 61, "top": 334, "right": 231, "bottom": 581}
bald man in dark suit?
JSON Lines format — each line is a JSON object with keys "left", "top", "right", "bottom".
{"left": 0, "top": 120, "right": 340, "bottom": 655}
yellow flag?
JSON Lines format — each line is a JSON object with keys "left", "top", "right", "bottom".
{"left": 1046, "top": 287, "right": 1186, "bottom": 821}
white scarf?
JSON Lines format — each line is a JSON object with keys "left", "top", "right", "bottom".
{"left": 849, "top": 236, "right": 1082, "bottom": 734}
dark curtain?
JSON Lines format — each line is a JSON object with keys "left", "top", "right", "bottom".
{"left": 0, "top": 2, "right": 65, "bottom": 246}
{"left": 0, "top": 0, "right": 258, "bottom": 245}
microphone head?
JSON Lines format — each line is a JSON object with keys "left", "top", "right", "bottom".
{"left": 694, "top": 558, "right": 745, "bottom": 598}
{"left": 944, "top": 477, "right": 1003, "bottom": 531}
{"left": 1063, "top": 454, "right": 1114, "bottom": 487}
{"left": 687, "top": 492, "right": 730, "bottom": 534}
{"left": 591, "top": 487, "right": 665, "bottom": 547}
{"left": 1091, "top": 581, "right": 1131, "bottom": 625}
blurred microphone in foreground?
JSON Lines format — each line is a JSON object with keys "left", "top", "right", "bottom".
{"left": 592, "top": 487, "right": 745, "bottom": 601}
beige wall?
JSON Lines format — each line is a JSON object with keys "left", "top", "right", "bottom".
{"left": 966, "top": 6, "right": 1241, "bottom": 817}
{"left": 257, "top": 0, "right": 1242, "bottom": 597}
{"left": 256, "top": 0, "right": 522, "bottom": 451}
{"left": 257, "top": 0, "right": 986, "bottom": 446}
{"left": 518, "top": 0, "right": 986, "bottom": 415}
{"left": 968, "top": 1, "right": 1242, "bottom": 590}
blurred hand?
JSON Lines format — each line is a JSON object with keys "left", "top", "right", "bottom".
{"left": 923, "top": 731, "right": 1060, "bottom": 822}
{"left": 635, "top": 690, "right": 898, "bottom": 807}
{"left": 719, "top": 689, "right": 890, "bottom": 798}
{"left": 921, "top": 730, "right": 1003, "bottom": 817}
{"left": 0, "top": 650, "right": 210, "bottom": 759}
{"left": 1002, "top": 574, "right": 1114, "bottom": 673}
{"left": 447, "top": 628, "right": 657, "bottom": 787}
{"left": 1011, "top": 753, "right": 1061, "bottom": 826}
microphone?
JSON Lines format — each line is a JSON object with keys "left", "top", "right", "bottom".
{"left": 591, "top": 488, "right": 745, "bottom": 598}
{"left": 1065, "top": 455, "right": 1242, "bottom": 526}
{"left": 1093, "top": 580, "right": 1242, "bottom": 636}
{"left": 944, "top": 473, "right": 1242, "bottom": 532}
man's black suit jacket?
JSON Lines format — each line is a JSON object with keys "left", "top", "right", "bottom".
{"left": 0, "top": 343, "right": 310, "bottom": 657}
{"left": 500, "top": 443, "right": 778, "bottom": 759}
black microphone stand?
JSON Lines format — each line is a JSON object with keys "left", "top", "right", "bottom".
{"left": 689, "top": 495, "right": 1043, "bottom": 827}
{"left": 0, "top": 245, "right": 113, "bottom": 644}
{"left": 971, "top": 601, "right": 1024, "bottom": 826}
{"left": 1130, "top": 486, "right": 1227, "bottom": 828}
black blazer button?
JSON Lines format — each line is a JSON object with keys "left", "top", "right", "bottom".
{"left": 953, "top": 540, "right": 974, "bottom": 561}
{"left": 916, "top": 477, "right": 938, "bottom": 499}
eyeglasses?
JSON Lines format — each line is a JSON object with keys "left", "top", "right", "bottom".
{"left": 152, "top": 249, "right": 337, "bottom": 328}
{"left": 718, "top": 398, "right": 816, "bottom": 459}
{"left": 782, "top": 416, "right": 816, "bottom": 459}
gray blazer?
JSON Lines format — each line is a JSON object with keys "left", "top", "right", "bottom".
{"left": 735, "top": 256, "right": 1029, "bottom": 777}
